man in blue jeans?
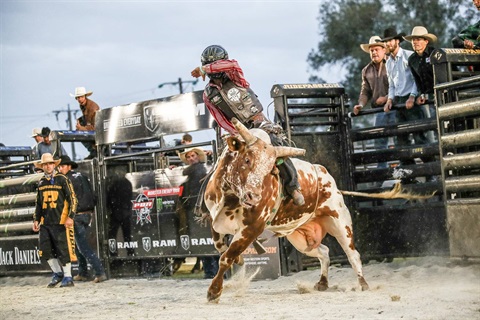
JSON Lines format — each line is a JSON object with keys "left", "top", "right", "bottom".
{"left": 353, "top": 35, "right": 396, "bottom": 169}
{"left": 57, "top": 155, "right": 107, "bottom": 283}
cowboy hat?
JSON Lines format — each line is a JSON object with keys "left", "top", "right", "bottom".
{"left": 376, "top": 27, "right": 406, "bottom": 42}
{"left": 179, "top": 147, "right": 207, "bottom": 164}
{"left": 34, "top": 153, "right": 60, "bottom": 169}
{"left": 360, "top": 36, "right": 386, "bottom": 53}
{"left": 31, "top": 128, "right": 42, "bottom": 137}
{"left": 58, "top": 155, "right": 78, "bottom": 169}
{"left": 70, "top": 87, "right": 93, "bottom": 98}
{"left": 403, "top": 26, "right": 437, "bottom": 43}
{"left": 40, "top": 127, "right": 51, "bottom": 138}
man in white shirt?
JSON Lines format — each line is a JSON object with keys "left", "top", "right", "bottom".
{"left": 378, "top": 27, "right": 431, "bottom": 171}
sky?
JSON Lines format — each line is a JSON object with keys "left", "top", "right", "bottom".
{"left": 0, "top": 0, "right": 340, "bottom": 158}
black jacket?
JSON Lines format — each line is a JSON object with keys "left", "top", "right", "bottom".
{"left": 65, "top": 170, "right": 95, "bottom": 212}
{"left": 408, "top": 46, "right": 435, "bottom": 96}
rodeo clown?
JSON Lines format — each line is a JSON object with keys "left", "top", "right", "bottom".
{"left": 191, "top": 45, "right": 304, "bottom": 206}
{"left": 32, "top": 153, "right": 78, "bottom": 288}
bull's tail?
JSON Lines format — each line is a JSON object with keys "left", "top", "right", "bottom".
{"left": 340, "top": 182, "right": 435, "bottom": 200}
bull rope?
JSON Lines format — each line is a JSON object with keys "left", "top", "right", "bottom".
{"left": 340, "top": 182, "right": 436, "bottom": 200}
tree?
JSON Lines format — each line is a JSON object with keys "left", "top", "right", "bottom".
{"left": 307, "top": 0, "right": 477, "bottom": 105}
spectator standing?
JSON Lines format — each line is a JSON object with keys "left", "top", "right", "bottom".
{"left": 31, "top": 128, "right": 43, "bottom": 159}
{"left": 57, "top": 155, "right": 107, "bottom": 283}
{"left": 379, "top": 28, "right": 431, "bottom": 176}
{"left": 178, "top": 147, "right": 219, "bottom": 279}
{"left": 404, "top": 26, "right": 438, "bottom": 142}
{"left": 452, "top": 0, "right": 480, "bottom": 49}
{"left": 36, "top": 127, "right": 67, "bottom": 159}
{"left": 32, "top": 153, "right": 77, "bottom": 287}
{"left": 191, "top": 45, "right": 304, "bottom": 206}
{"left": 70, "top": 87, "right": 100, "bottom": 159}
{"left": 354, "top": 36, "right": 394, "bottom": 169}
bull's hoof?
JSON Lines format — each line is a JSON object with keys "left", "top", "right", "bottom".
{"left": 314, "top": 281, "right": 328, "bottom": 291}
{"left": 207, "top": 290, "right": 221, "bottom": 303}
{"left": 314, "top": 275, "right": 328, "bottom": 291}
{"left": 359, "top": 277, "right": 369, "bottom": 291}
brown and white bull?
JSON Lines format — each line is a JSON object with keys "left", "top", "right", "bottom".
{"left": 204, "top": 118, "right": 369, "bottom": 302}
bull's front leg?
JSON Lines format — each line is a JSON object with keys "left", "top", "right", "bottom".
{"left": 207, "top": 229, "right": 261, "bottom": 303}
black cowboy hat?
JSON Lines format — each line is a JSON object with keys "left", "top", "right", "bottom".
{"left": 40, "top": 127, "right": 51, "bottom": 138}
{"left": 376, "top": 27, "right": 406, "bottom": 43}
{"left": 58, "top": 155, "right": 78, "bottom": 169}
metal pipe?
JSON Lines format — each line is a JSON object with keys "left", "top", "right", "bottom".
{"left": 435, "top": 74, "right": 480, "bottom": 91}
{"left": 0, "top": 207, "right": 35, "bottom": 219}
{"left": 0, "top": 193, "right": 36, "bottom": 206}
{"left": 0, "top": 222, "right": 33, "bottom": 235}
{"left": 445, "top": 175, "right": 480, "bottom": 192}
{"left": 0, "top": 174, "right": 42, "bottom": 188}
{"left": 441, "top": 129, "right": 480, "bottom": 148}
{"left": 438, "top": 97, "right": 480, "bottom": 120}
{"left": 443, "top": 151, "right": 480, "bottom": 170}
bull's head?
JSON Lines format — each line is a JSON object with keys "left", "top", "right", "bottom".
{"left": 222, "top": 118, "right": 305, "bottom": 208}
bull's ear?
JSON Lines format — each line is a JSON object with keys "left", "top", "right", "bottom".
{"left": 227, "top": 136, "right": 245, "bottom": 152}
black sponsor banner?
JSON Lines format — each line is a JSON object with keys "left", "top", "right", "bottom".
{"left": 96, "top": 91, "right": 214, "bottom": 145}
{"left": 0, "top": 237, "right": 49, "bottom": 274}
{"left": 108, "top": 168, "right": 216, "bottom": 258}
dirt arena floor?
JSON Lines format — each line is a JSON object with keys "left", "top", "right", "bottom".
{"left": 0, "top": 256, "right": 479, "bottom": 320}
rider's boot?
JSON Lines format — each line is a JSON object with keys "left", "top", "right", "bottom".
{"left": 291, "top": 189, "right": 305, "bottom": 206}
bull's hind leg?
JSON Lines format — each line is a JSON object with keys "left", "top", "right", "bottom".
{"left": 313, "top": 244, "right": 330, "bottom": 291}
{"left": 286, "top": 226, "right": 330, "bottom": 291}
{"left": 327, "top": 219, "right": 369, "bottom": 291}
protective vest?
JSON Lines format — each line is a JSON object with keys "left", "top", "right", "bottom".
{"left": 205, "top": 79, "right": 263, "bottom": 123}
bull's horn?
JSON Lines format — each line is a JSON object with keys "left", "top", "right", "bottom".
{"left": 274, "top": 146, "right": 306, "bottom": 158}
{"left": 232, "top": 117, "right": 257, "bottom": 146}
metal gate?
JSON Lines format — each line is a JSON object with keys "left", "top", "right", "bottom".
{"left": 272, "top": 49, "right": 480, "bottom": 267}
{"left": 431, "top": 48, "right": 480, "bottom": 259}
{"left": 0, "top": 145, "right": 99, "bottom": 275}
{"left": 272, "top": 83, "right": 353, "bottom": 272}
{"left": 94, "top": 90, "right": 222, "bottom": 277}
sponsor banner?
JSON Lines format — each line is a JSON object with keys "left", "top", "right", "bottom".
{"left": 96, "top": 91, "right": 214, "bottom": 145}
{"left": 0, "top": 238, "right": 49, "bottom": 274}
{"left": 144, "top": 187, "right": 182, "bottom": 198}
{"left": 108, "top": 236, "right": 215, "bottom": 254}
{"left": 233, "top": 230, "right": 281, "bottom": 280}
{"left": 108, "top": 170, "right": 216, "bottom": 258}
{"left": 270, "top": 83, "right": 345, "bottom": 99}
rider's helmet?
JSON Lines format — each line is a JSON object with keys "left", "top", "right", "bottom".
{"left": 201, "top": 45, "right": 229, "bottom": 65}
{"left": 201, "top": 45, "right": 229, "bottom": 79}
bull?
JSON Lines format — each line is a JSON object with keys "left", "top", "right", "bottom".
{"left": 203, "top": 118, "right": 370, "bottom": 302}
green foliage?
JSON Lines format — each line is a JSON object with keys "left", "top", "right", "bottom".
{"left": 307, "top": 0, "right": 477, "bottom": 106}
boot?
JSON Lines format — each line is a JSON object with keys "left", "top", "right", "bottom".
{"left": 60, "top": 276, "right": 74, "bottom": 287}
{"left": 291, "top": 189, "right": 305, "bottom": 206}
{"left": 47, "top": 272, "right": 64, "bottom": 288}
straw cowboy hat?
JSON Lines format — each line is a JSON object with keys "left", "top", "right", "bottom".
{"left": 360, "top": 36, "right": 386, "bottom": 53}
{"left": 377, "top": 27, "right": 406, "bottom": 42}
{"left": 58, "top": 155, "right": 79, "bottom": 169}
{"left": 34, "top": 153, "right": 60, "bottom": 169}
{"left": 179, "top": 147, "right": 207, "bottom": 164}
{"left": 70, "top": 87, "right": 93, "bottom": 98}
{"left": 403, "top": 26, "right": 437, "bottom": 43}
{"left": 31, "top": 128, "right": 42, "bottom": 137}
